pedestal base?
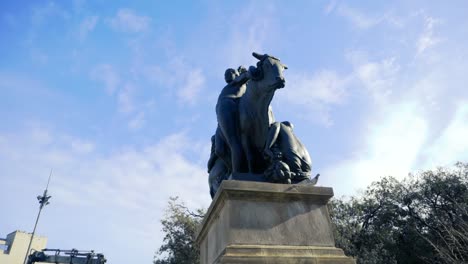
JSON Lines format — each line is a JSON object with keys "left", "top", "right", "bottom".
{"left": 219, "top": 245, "right": 355, "bottom": 264}
{"left": 196, "top": 181, "right": 355, "bottom": 264}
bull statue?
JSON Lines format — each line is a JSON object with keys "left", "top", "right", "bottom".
{"left": 209, "top": 52, "right": 315, "bottom": 198}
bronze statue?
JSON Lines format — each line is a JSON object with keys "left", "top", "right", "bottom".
{"left": 209, "top": 52, "right": 315, "bottom": 197}
{"left": 264, "top": 121, "right": 312, "bottom": 183}
{"left": 208, "top": 135, "right": 229, "bottom": 198}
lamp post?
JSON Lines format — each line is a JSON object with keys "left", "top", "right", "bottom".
{"left": 23, "top": 170, "right": 52, "bottom": 264}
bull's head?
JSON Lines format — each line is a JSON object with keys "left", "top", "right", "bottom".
{"left": 250, "top": 52, "right": 288, "bottom": 90}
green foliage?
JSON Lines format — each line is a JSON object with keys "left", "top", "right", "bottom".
{"left": 329, "top": 162, "right": 468, "bottom": 264}
{"left": 153, "top": 197, "right": 205, "bottom": 264}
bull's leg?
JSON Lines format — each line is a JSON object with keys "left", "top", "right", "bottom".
{"left": 251, "top": 148, "right": 267, "bottom": 174}
{"left": 241, "top": 134, "right": 255, "bottom": 173}
{"left": 245, "top": 147, "right": 268, "bottom": 174}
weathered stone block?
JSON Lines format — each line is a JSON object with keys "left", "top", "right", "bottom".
{"left": 196, "top": 180, "right": 355, "bottom": 264}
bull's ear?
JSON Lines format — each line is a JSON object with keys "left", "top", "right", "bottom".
{"left": 252, "top": 52, "right": 264, "bottom": 60}
{"left": 283, "top": 64, "right": 288, "bottom": 70}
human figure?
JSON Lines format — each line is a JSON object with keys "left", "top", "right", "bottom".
{"left": 264, "top": 121, "right": 312, "bottom": 182}
{"left": 215, "top": 66, "right": 251, "bottom": 173}
{"left": 208, "top": 135, "right": 230, "bottom": 198}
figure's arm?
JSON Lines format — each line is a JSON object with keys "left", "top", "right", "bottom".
{"left": 264, "top": 122, "right": 281, "bottom": 159}
{"left": 231, "top": 66, "right": 251, "bottom": 86}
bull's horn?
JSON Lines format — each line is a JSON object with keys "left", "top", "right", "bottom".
{"left": 252, "top": 52, "right": 265, "bottom": 60}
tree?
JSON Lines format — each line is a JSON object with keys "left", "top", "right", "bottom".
{"left": 153, "top": 197, "right": 205, "bottom": 264}
{"left": 404, "top": 162, "right": 468, "bottom": 263}
{"left": 329, "top": 162, "right": 468, "bottom": 264}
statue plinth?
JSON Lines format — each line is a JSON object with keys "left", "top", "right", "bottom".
{"left": 196, "top": 181, "right": 355, "bottom": 264}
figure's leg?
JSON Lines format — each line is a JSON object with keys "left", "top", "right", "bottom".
{"left": 215, "top": 126, "right": 232, "bottom": 170}
{"left": 220, "top": 126, "right": 245, "bottom": 173}
{"left": 217, "top": 101, "right": 246, "bottom": 173}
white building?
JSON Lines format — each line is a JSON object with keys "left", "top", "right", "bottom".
{"left": 0, "top": 231, "right": 47, "bottom": 264}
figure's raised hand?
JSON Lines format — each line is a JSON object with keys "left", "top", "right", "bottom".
{"left": 237, "top": 66, "right": 247, "bottom": 74}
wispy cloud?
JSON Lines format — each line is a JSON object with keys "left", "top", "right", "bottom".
{"left": 423, "top": 102, "right": 468, "bottom": 167}
{"left": 108, "top": 8, "right": 151, "bottom": 33}
{"left": 140, "top": 56, "right": 206, "bottom": 105}
{"left": 117, "top": 83, "right": 135, "bottom": 113}
{"left": 177, "top": 69, "right": 205, "bottom": 105}
{"left": 78, "top": 15, "right": 98, "bottom": 41}
{"left": 128, "top": 111, "right": 146, "bottom": 131}
{"left": 220, "top": 3, "right": 275, "bottom": 66}
{"left": 417, "top": 15, "right": 441, "bottom": 55}
{"left": 330, "top": 3, "right": 403, "bottom": 30}
{"left": 278, "top": 70, "right": 351, "bottom": 126}
{"left": 89, "top": 65, "right": 152, "bottom": 130}
{"left": 70, "top": 138, "right": 95, "bottom": 154}
{"left": 320, "top": 11, "right": 467, "bottom": 195}
{"left": 324, "top": 100, "right": 468, "bottom": 197}
{"left": 347, "top": 51, "right": 400, "bottom": 103}
{"left": 336, "top": 4, "right": 383, "bottom": 29}
{"left": 323, "top": 0, "right": 338, "bottom": 15}
{"left": 31, "top": 1, "right": 69, "bottom": 25}
{"left": 90, "top": 64, "right": 120, "bottom": 94}
{"left": 323, "top": 103, "right": 429, "bottom": 195}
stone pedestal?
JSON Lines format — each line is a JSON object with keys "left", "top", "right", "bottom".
{"left": 196, "top": 180, "right": 355, "bottom": 264}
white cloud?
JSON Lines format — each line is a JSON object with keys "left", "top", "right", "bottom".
{"left": 323, "top": 103, "right": 428, "bottom": 195}
{"left": 177, "top": 69, "right": 205, "bottom": 104}
{"left": 423, "top": 102, "right": 468, "bottom": 167}
{"left": 324, "top": 101, "right": 468, "bottom": 197}
{"left": 348, "top": 52, "right": 400, "bottom": 103}
{"left": 117, "top": 83, "right": 135, "bottom": 113}
{"left": 417, "top": 15, "right": 441, "bottom": 55}
{"left": 70, "top": 138, "right": 95, "bottom": 154}
{"left": 332, "top": 4, "right": 403, "bottom": 30}
{"left": 336, "top": 4, "right": 382, "bottom": 29}
{"left": 108, "top": 8, "right": 151, "bottom": 33}
{"left": 31, "top": 1, "right": 69, "bottom": 25}
{"left": 29, "top": 123, "right": 53, "bottom": 146}
{"left": 278, "top": 70, "right": 350, "bottom": 126}
{"left": 90, "top": 64, "right": 120, "bottom": 94}
{"left": 128, "top": 111, "right": 146, "bottom": 131}
{"left": 324, "top": 0, "right": 337, "bottom": 15}
{"left": 320, "top": 11, "right": 467, "bottom": 196}
{"left": 141, "top": 56, "right": 206, "bottom": 105}
{"left": 221, "top": 3, "right": 274, "bottom": 66}
{"left": 141, "top": 65, "right": 169, "bottom": 86}
{"left": 78, "top": 15, "right": 98, "bottom": 41}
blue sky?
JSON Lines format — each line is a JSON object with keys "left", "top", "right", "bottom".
{"left": 1, "top": 1, "right": 467, "bottom": 263}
